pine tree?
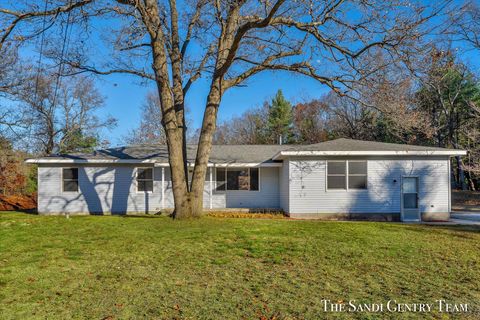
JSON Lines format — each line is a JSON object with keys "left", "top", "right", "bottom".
{"left": 266, "top": 90, "right": 294, "bottom": 144}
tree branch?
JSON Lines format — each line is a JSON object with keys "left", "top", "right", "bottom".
{"left": 62, "top": 62, "right": 155, "bottom": 80}
{"left": 180, "top": 0, "right": 206, "bottom": 59}
{"left": 183, "top": 43, "right": 216, "bottom": 94}
{"left": 0, "top": 0, "right": 93, "bottom": 51}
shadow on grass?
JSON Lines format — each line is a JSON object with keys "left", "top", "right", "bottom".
{"left": 404, "top": 223, "right": 480, "bottom": 235}
{"left": 116, "top": 214, "right": 166, "bottom": 219}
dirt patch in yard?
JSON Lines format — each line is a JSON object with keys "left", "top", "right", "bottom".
{"left": 0, "top": 194, "right": 37, "bottom": 211}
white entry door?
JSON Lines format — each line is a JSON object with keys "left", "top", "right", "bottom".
{"left": 401, "top": 177, "right": 420, "bottom": 222}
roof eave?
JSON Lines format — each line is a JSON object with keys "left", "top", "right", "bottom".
{"left": 25, "top": 159, "right": 157, "bottom": 164}
{"left": 24, "top": 158, "right": 283, "bottom": 167}
{"left": 272, "top": 150, "right": 467, "bottom": 160}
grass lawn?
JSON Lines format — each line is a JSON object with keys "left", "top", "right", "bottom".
{"left": 1, "top": 212, "right": 480, "bottom": 319}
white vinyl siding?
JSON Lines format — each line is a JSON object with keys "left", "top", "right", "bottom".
{"left": 38, "top": 164, "right": 162, "bottom": 214}
{"left": 288, "top": 157, "right": 450, "bottom": 217}
{"left": 37, "top": 157, "right": 450, "bottom": 218}
{"left": 279, "top": 159, "right": 290, "bottom": 213}
{"left": 37, "top": 164, "right": 281, "bottom": 214}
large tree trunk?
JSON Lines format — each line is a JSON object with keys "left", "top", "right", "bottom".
{"left": 184, "top": 6, "right": 239, "bottom": 217}
{"left": 166, "top": 129, "right": 192, "bottom": 218}
{"left": 141, "top": 0, "right": 196, "bottom": 219}
{"left": 189, "top": 80, "right": 222, "bottom": 216}
{"left": 155, "top": 75, "right": 194, "bottom": 219}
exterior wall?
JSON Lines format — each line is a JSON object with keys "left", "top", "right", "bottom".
{"left": 279, "top": 159, "right": 290, "bottom": 213}
{"left": 222, "top": 167, "right": 280, "bottom": 209}
{"left": 38, "top": 164, "right": 164, "bottom": 214}
{"left": 287, "top": 156, "right": 450, "bottom": 220}
{"left": 37, "top": 164, "right": 280, "bottom": 214}
{"left": 37, "top": 157, "right": 450, "bottom": 219}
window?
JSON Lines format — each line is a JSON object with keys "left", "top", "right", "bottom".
{"left": 63, "top": 168, "right": 78, "bottom": 192}
{"left": 250, "top": 168, "right": 259, "bottom": 191}
{"left": 215, "top": 167, "right": 259, "bottom": 191}
{"left": 227, "top": 168, "right": 249, "bottom": 190}
{"left": 216, "top": 168, "right": 226, "bottom": 191}
{"left": 348, "top": 161, "right": 367, "bottom": 189}
{"left": 137, "top": 168, "right": 153, "bottom": 192}
{"left": 327, "top": 160, "right": 367, "bottom": 190}
{"left": 402, "top": 177, "right": 418, "bottom": 209}
{"left": 327, "top": 161, "right": 346, "bottom": 189}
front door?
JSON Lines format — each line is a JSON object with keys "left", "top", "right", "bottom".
{"left": 401, "top": 177, "right": 420, "bottom": 222}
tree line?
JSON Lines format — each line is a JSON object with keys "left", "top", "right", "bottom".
{"left": 128, "top": 48, "right": 480, "bottom": 191}
{"left": 0, "top": 66, "right": 116, "bottom": 196}
{"left": 210, "top": 50, "right": 480, "bottom": 190}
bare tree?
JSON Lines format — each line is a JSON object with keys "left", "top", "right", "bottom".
{"left": 451, "top": 1, "right": 480, "bottom": 50}
{"left": 0, "top": 45, "right": 30, "bottom": 138}
{"left": 323, "top": 72, "right": 433, "bottom": 144}
{"left": 210, "top": 104, "right": 268, "bottom": 144}
{"left": 415, "top": 49, "right": 480, "bottom": 190}
{"left": 14, "top": 73, "right": 116, "bottom": 154}
{"left": 0, "top": 0, "right": 454, "bottom": 218}
{"left": 124, "top": 91, "right": 167, "bottom": 145}
{"left": 293, "top": 100, "right": 329, "bottom": 144}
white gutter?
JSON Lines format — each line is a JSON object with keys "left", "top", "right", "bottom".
{"left": 25, "top": 158, "right": 283, "bottom": 167}
{"left": 271, "top": 149, "right": 467, "bottom": 160}
{"left": 155, "top": 162, "right": 281, "bottom": 167}
{"left": 207, "top": 162, "right": 281, "bottom": 167}
{"left": 25, "top": 159, "right": 158, "bottom": 164}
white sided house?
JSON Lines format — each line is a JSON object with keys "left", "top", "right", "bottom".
{"left": 26, "top": 138, "right": 466, "bottom": 222}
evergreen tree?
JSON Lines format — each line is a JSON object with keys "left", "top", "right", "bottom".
{"left": 266, "top": 90, "right": 294, "bottom": 144}
{"left": 59, "top": 129, "right": 99, "bottom": 154}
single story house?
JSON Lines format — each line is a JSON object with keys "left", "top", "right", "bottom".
{"left": 26, "top": 138, "right": 466, "bottom": 221}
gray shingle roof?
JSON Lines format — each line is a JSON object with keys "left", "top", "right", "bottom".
{"left": 286, "top": 138, "right": 460, "bottom": 152}
{"left": 41, "top": 144, "right": 291, "bottom": 164}
{"left": 31, "top": 138, "right": 464, "bottom": 164}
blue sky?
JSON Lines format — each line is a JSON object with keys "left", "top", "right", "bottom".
{"left": 98, "top": 68, "right": 330, "bottom": 146}
{"left": 69, "top": 1, "right": 480, "bottom": 147}
{"left": 99, "top": 50, "right": 480, "bottom": 147}
{"left": 5, "top": 3, "right": 331, "bottom": 147}
{"left": 10, "top": 0, "right": 480, "bottom": 147}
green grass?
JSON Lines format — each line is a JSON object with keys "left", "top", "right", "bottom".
{"left": 1, "top": 212, "right": 480, "bottom": 319}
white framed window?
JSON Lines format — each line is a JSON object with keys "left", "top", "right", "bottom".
{"left": 62, "top": 168, "right": 79, "bottom": 192}
{"left": 215, "top": 167, "right": 259, "bottom": 191}
{"left": 348, "top": 160, "right": 367, "bottom": 189}
{"left": 326, "top": 161, "right": 347, "bottom": 190}
{"left": 137, "top": 167, "right": 154, "bottom": 192}
{"left": 326, "top": 160, "right": 367, "bottom": 190}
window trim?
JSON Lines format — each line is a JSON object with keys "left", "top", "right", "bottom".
{"left": 136, "top": 167, "right": 154, "bottom": 193}
{"left": 214, "top": 167, "right": 261, "bottom": 192}
{"left": 347, "top": 160, "right": 368, "bottom": 190}
{"left": 61, "top": 167, "right": 79, "bottom": 193}
{"left": 326, "top": 160, "right": 347, "bottom": 191}
{"left": 326, "top": 160, "right": 368, "bottom": 191}
{"left": 401, "top": 175, "right": 420, "bottom": 214}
